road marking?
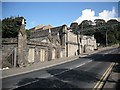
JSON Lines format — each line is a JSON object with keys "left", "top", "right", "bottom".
{"left": 2, "top": 56, "right": 79, "bottom": 79}
{"left": 53, "top": 60, "right": 92, "bottom": 76}
{"left": 10, "top": 60, "right": 92, "bottom": 89}
{"left": 93, "top": 63, "right": 115, "bottom": 90}
{"left": 10, "top": 79, "right": 40, "bottom": 90}
{"left": 75, "top": 60, "right": 92, "bottom": 68}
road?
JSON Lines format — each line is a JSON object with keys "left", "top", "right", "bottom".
{"left": 2, "top": 47, "right": 120, "bottom": 89}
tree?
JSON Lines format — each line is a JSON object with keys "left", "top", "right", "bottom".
{"left": 106, "top": 19, "right": 120, "bottom": 44}
{"left": 107, "top": 19, "right": 119, "bottom": 25}
{"left": 94, "top": 19, "right": 106, "bottom": 26}
{"left": 79, "top": 20, "right": 93, "bottom": 29}
{"left": 70, "top": 22, "right": 79, "bottom": 34}
{"left": 2, "top": 16, "right": 26, "bottom": 38}
{"left": 94, "top": 31, "right": 106, "bottom": 45}
{"left": 93, "top": 19, "right": 120, "bottom": 45}
{"left": 26, "top": 29, "right": 31, "bottom": 39}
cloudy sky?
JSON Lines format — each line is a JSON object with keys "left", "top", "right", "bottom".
{"left": 74, "top": 7, "right": 118, "bottom": 24}
{"left": 2, "top": 2, "right": 119, "bottom": 29}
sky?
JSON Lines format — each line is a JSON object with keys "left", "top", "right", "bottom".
{"left": 2, "top": 2, "right": 119, "bottom": 29}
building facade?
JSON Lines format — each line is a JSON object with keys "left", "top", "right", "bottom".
{"left": 2, "top": 19, "right": 97, "bottom": 68}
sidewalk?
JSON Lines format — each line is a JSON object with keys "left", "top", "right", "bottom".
{"left": 2, "top": 46, "right": 118, "bottom": 79}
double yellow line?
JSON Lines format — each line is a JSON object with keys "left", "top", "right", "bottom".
{"left": 93, "top": 63, "right": 115, "bottom": 90}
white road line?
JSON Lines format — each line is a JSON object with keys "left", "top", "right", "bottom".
{"left": 52, "top": 60, "right": 92, "bottom": 76}
{"left": 10, "top": 79, "right": 40, "bottom": 90}
{"left": 93, "top": 63, "right": 115, "bottom": 90}
{"left": 11, "top": 60, "right": 93, "bottom": 89}
{"left": 75, "top": 60, "right": 92, "bottom": 68}
{"left": 2, "top": 57, "right": 79, "bottom": 79}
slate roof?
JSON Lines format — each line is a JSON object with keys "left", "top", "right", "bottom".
{"left": 30, "top": 25, "right": 64, "bottom": 38}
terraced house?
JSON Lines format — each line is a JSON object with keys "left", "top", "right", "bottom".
{"left": 2, "top": 19, "right": 97, "bottom": 68}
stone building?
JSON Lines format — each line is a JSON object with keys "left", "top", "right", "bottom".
{"left": 2, "top": 19, "right": 97, "bottom": 68}
{"left": 81, "top": 35, "right": 97, "bottom": 53}
{"left": 30, "top": 24, "right": 97, "bottom": 61}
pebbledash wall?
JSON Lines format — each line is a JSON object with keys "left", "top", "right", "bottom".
{"left": 2, "top": 19, "right": 97, "bottom": 68}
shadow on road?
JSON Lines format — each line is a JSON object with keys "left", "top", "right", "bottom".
{"left": 13, "top": 68, "right": 100, "bottom": 89}
{"left": 15, "top": 76, "right": 79, "bottom": 89}
{"left": 47, "top": 69, "right": 99, "bottom": 83}
{"left": 82, "top": 54, "right": 120, "bottom": 63}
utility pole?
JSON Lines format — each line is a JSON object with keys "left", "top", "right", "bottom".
{"left": 106, "top": 30, "right": 108, "bottom": 47}
{"left": 79, "top": 23, "right": 83, "bottom": 54}
{"left": 81, "top": 23, "right": 83, "bottom": 52}
{"left": 77, "top": 29, "right": 80, "bottom": 55}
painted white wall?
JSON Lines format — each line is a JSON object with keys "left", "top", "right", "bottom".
{"left": 40, "top": 49, "right": 45, "bottom": 62}
{"left": 52, "top": 48, "right": 56, "bottom": 59}
{"left": 68, "top": 44, "right": 78, "bottom": 57}
{"left": 28, "top": 48, "right": 35, "bottom": 63}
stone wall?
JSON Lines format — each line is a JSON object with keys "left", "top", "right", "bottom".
{"left": 2, "top": 23, "right": 97, "bottom": 68}
{"left": 2, "top": 40, "right": 50, "bottom": 67}
{"left": 81, "top": 35, "right": 97, "bottom": 53}
{"left": 67, "top": 43, "right": 78, "bottom": 57}
{"left": 2, "top": 43, "right": 18, "bottom": 68}
{"left": 66, "top": 31, "right": 78, "bottom": 57}
{"left": 67, "top": 31, "right": 77, "bottom": 43}
{"left": 27, "top": 40, "right": 49, "bottom": 63}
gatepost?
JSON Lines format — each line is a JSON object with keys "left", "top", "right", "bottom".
{"left": 17, "top": 19, "right": 27, "bottom": 67}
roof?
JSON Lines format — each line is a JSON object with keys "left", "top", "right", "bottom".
{"left": 30, "top": 24, "right": 53, "bottom": 32}
{"left": 30, "top": 25, "right": 64, "bottom": 38}
{"left": 35, "top": 24, "right": 44, "bottom": 30}
{"left": 42, "top": 25, "right": 53, "bottom": 30}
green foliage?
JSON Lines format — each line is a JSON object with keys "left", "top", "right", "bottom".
{"left": 26, "top": 29, "right": 31, "bottom": 39}
{"left": 94, "top": 19, "right": 106, "bottom": 26}
{"left": 79, "top": 20, "right": 93, "bottom": 29}
{"left": 70, "top": 19, "right": 120, "bottom": 46}
{"left": 70, "top": 22, "right": 79, "bottom": 34}
{"left": 2, "top": 16, "right": 25, "bottom": 38}
{"left": 106, "top": 19, "right": 120, "bottom": 45}
{"left": 94, "top": 31, "right": 105, "bottom": 44}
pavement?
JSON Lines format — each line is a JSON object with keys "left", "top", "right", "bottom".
{"left": 2, "top": 45, "right": 119, "bottom": 79}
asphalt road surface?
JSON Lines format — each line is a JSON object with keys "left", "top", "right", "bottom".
{"left": 2, "top": 47, "right": 120, "bottom": 89}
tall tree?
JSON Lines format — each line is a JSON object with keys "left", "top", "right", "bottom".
{"left": 70, "top": 22, "right": 79, "bottom": 34}
{"left": 79, "top": 20, "right": 93, "bottom": 29}
{"left": 106, "top": 19, "right": 120, "bottom": 44}
{"left": 2, "top": 16, "right": 26, "bottom": 38}
{"left": 107, "top": 19, "right": 119, "bottom": 25}
{"left": 94, "top": 19, "right": 106, "bottom": 27}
